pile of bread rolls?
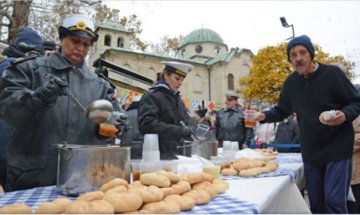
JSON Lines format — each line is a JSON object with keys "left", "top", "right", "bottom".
{"left": 0, "top": 171, "right": 229, "bottom": 214}
{"left": 221, "top": 157, "right": 279, "bottom": 177}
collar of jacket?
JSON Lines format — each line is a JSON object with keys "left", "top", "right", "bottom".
{"left": 224, "top": 106, "right": 241, "bottom": 112}
{"left": 49, "top": 51, "right": 91, "bottom": 78}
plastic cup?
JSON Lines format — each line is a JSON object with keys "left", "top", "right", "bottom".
{"left": 232, "top": 141, "right": 239, "bottom": 151}
{"left": 244, "top": 112, "right": 257, "bottom": 128}
{"left": 131, "top": 160, "right": 142, "bottom": 182}
{"left": 223, "top": 141, "right": 232, "bottom": 152}
{"left": 142, "top": 151, "right": 160, "bottom": 162}
{"left": 143, "top": 134, "right": 159, "bottom": 151}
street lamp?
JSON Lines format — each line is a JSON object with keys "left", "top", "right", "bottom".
{"left": 280, "top": 17, "right": 295, "bottom": 40}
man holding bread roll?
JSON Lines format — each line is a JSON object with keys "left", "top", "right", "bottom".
{"left": 246, "top": 35, "right": 360, "bottom": 214}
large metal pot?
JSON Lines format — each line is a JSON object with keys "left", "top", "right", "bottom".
{"left": 56, "top": 144, "right": 130, "bottom": 196}
{"left": 196, "top": 140, "right": 218, "bottom": 159}
{"left": 176, "top": 140, "right": 218, "bottom": 159}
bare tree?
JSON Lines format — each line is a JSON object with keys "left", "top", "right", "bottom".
{"left": 9, "top": 0, "right": 33, "bottom": 43}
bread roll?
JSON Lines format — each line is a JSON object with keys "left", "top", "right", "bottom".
{"left": 129, "top": 185, "right": 164, "bottom": 203}
{"left": 192, "top": 181, "right": 212, "bottom": 190}
{"left": 181, "top": 190, "right": 211, "bottom": 205}
{"left": 103, "top": 191, "right": 143, "bottom": 213}
{"left": 100, "top": 178, "right": 128, "bottom": 193}
{"left": 35, "top": 202, "right": 64, "bottom": 214}
{"left": 221, "top": 167, "right": 238, "bottom": 176}
{"left": 232, "top": 161, "right": 251, "bottom": 171}
{"left": 156, "top": 170, "right": 181, "bottom": 184}
{"left": 105, "top": 185, "right": 128, "bottom": 194}
{"left": 64, "top": 201, "right": 89, "bottom": 214}
{"left": 140, "top": 172, "right": 171, "bottom": 188}
{"left": 203, "top": 185, "right": 219, "bottom": 199}
{"left": 180, "top": 172, "right": 204, "bottom": 185}
{"left": 140, "top": 200, "right": 180, "bottom": 213}
{"left": 0, "top": 203, "right": 32, "bottom": 214}
{"left": 52, "top": 198, "right": 72, "bottom": 209}
{"left": 171, "top": 181, "right": 191, "bottom": 195}
{"left": 164, "top": 194, "right": 195, "bottom": 211}
{"left": 160, "top": 187, "right": 174, "bottom": 197}
{"left": 76, "top": 191, "right": 104, "bottom": 201}
{"left": 212, "top": 179, "right": 229, "bottom": 193}
{"left": 87, "top": 200, "right": 115, "bottom": 214}
{"left": 202, "top": 172, "right": 215, "bottom": 182}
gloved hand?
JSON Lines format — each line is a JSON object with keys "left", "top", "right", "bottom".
{"left": 181, "top": 126, "right": 195, "bottom": 138}
{"left": 112, "top": 111, "right": 130, "bottom": 138}
{"left": 35, "top": 76, "right": 68, "bottom": 104}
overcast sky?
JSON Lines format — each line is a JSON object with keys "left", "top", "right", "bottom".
{"left": 104, "top": 0, "right": 360, "bottom": 81}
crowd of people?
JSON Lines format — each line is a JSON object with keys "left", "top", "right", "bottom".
{"left": 1, "top": 13, "right": 360, "bottom": 214}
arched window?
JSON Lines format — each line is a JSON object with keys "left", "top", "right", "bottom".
{"left": 117, "top": 37, "right": 124, "bottom": 48}
{"left": 194, "top": 74, "right": 201, "bottom": 92}
{"left": 104, "top": 34, "right": 111, "bottom": 46}
{"left": 227, "top": 73, "right": 234, "bottom": 90}
{"left": 123, "top": 63, "right": 131, "bottom": 70}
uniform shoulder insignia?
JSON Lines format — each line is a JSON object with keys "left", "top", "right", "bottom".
{"left": 11, "top": 55, "right": 37, "bottom": 65}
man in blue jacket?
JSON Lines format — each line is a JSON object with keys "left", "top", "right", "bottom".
{"left": 251, "top": 35, "right": 360, "bottom": 213}
{"left": 0, "top": 27, "right": 43, "bottom": 188}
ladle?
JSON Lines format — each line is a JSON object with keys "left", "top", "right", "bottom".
{"left": 62, "top": 87, "right": 113, "bottom": 124}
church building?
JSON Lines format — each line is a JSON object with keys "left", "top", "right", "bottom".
{"left": 88, "top": 21, "right": 253, "bottom": 111}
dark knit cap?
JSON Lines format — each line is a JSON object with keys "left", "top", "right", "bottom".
{"left": 286, "top": 35, "right": 315, "bottom": 62}
{"left": 14, "top": 27, "right": 43, "bottom": 50}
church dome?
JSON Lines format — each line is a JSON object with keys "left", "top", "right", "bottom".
{"left": 179, "top": 28, "right": 225, "bottom": 47}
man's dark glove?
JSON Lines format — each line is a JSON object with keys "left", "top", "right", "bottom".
{"left": 112, "top": 111, "right": 130, "bottom": 138}
{"left": 181, "top": 126, "right": 195, "bottom": 138}
{"left": 34, "top": 76, "right": 68, "bottom": 104}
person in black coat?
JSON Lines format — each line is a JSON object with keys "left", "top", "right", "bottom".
{"left": 138, "top": 61, "right": 194, "bottom": 160}
{"left": 251, "top": 35, "right": 360, "bottom": 213}
{"left": 0, "top": 27, "right": 43, "bottom": 188}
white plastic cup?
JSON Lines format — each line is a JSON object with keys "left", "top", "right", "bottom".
{"left": 223, "top": 141, "right": 232, "bottom": 153}
{"left": 232, "top": 141, "right": 239, "bottom": 151}
{"left": 142, "top": 151, "right": 160, "bottom": 162}
{"left": 143, "top": 134, "right": 159, "bottom": 152}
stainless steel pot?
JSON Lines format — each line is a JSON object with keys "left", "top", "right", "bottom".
{"left": 177, "top": 140, "right": 218, "bottom": 159}
{"left": 56, "top": 144, "right": 130, "bottom": 196}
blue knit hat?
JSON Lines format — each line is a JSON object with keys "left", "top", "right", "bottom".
{"left": 286, "top": 35, "right": 315, "bottom": 62}
{"left": 14, "top": 27, "right": 43, "bottom": 50}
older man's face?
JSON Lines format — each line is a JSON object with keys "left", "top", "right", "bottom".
{"left": 60, "top": 35, "right": 93, "bottom": 65}
{"left": 225, "top": 97, "right": 237, "bottom": 109}
{"left": 289, "top": 45, "right": 313, "bottom": 77}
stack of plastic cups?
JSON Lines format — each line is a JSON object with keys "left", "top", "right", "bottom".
{"left": 142, "top": 134, "right": 160, "bottom": 162}
{"left": 222, "top": 140, "right": 236, "bottom": 162}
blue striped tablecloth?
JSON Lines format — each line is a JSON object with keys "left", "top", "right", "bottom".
{"left": 0, "top": 186, "right": 259, "bottom": 214}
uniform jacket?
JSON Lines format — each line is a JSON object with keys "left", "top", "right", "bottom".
{"left": 351, "top": 116, "right": 360, "bottom": 185}
{"left": 263, "top": 63, "right": 360, "bottom": 163}
{"left": 0, "top": 51, "right": 117, "bottom": 191}
{"left": 215, "top": 106, "right": 254, "bottom": 148}
{"left": 137, "top": 84, "right": 190, "bottom": 160}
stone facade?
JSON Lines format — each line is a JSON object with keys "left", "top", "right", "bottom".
{"left": 88, "top": 22, "right": 253, "bottom": 111}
